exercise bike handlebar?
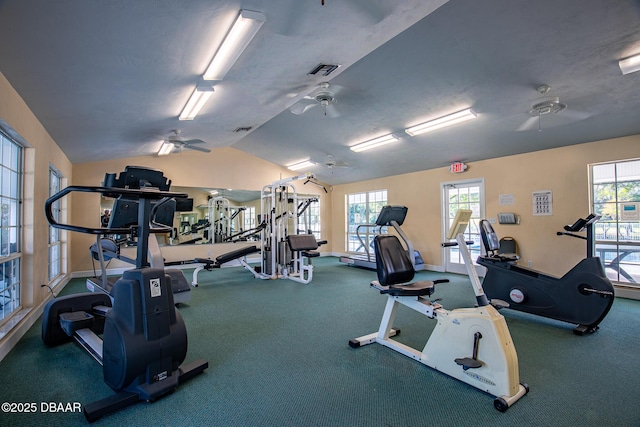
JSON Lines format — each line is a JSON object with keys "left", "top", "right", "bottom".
{"left": 45, "top": 185, "right": 188, "bottom": 235}
{"left": 442, "top": 240, "right": 475, "bottom": 247}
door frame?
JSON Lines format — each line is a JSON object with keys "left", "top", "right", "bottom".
{"left": 441, "top": 178, "right": 486, "bottom": 276}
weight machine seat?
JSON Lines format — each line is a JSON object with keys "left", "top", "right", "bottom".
{"left": 287, "top": 234, "right": 321, "bottom": 258}
{"left": 374, "top": 235, "right": 447, "bottom": 297}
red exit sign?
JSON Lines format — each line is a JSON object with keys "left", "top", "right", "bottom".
{"left": 450, "top": 162, "right": 467, "bottom": 173}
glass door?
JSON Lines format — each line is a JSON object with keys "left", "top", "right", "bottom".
{"left": 442, "top": 179, "right": 485, "bottom": 275}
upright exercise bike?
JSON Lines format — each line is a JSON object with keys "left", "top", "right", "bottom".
{"left": 477, "top": 214, "right": 615, "bottom": 335}
{"left": 42, "top": 170, "right": 208, "bottom": 422}
{"left": 349, "top": 209, "right": 528, "bottom": 411}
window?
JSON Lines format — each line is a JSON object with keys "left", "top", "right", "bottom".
{"left": 0, "top": 131, "right": 22, "bottom": 324}
{"left": 590, "top": 159, "right": 640, "bottom": 285}
{"left": 244, "top": 206, "right": 255, "bottom": 231}
{"left": 346, "top": 190, "right": 387, "bottom": 254}
{"left": 297, "top": 197, "right": 320, "bottom": 239}
{"left": 49, "top": 167, "right": 63, "bottom": 281}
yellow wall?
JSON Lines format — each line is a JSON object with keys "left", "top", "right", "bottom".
{"left": 331, "top": 134, "right": 640, "bottom": 277}
{"left": 0, "top": 72, "right": 73, "bottom": 360}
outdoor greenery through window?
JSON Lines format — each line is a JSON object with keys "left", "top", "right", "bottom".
{"left": 346, "top": 190, "right": 387, "bottom": 254}
{"left": 591, "top": 159, "right": 640, "bottom": 285}
{"left": 49, "top": 167, "right": 63, "bottom": 282}
{"left": 0, "top": 130, "right": 22, "bottom": 325}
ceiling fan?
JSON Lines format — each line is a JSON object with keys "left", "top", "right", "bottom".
{"left": 516, "top": 85, "right": 589, "bottom": 131}
{"left": 164, "top": 130, "right": 211, "bottom": 153}
{"left": 290, "top": 82, "right": 343, "bottom": 117}
{"left": 318, "top": 154, "right": 350, "bottom": 172}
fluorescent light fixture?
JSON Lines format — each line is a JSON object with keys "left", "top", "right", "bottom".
{"left": 179, "top": 85, "right": 214, "bottom": 120}
{"left": 405, "top": 108, "right": 477, "bottom": 137}
{"left": 158, "top": 141, "right": 174, "bottom": 156}
{"left": 619, "top": 53, "right": 640, "bottom": 75}
{"left": 350, "top": 134, "right": 399, "bottom": 153}
{"left": 287, "top": 160, "right": 316, "bottom": 171}
{"left": 203, "top": 10, "right": 266, "bottom": 81}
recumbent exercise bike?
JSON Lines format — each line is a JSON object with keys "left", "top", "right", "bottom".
{"left": 350, "top": 209, "right": 528, "bottom": 411}
{"left": 477, "top": 214, "right": 615, "bottom": 335}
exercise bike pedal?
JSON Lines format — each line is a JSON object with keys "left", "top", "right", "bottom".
{"left": 454, "top": 356, "right": 483, "bottom": 371}
{"left": 59, "top": 311, "right": 95, "bottom": 336}
{"left": 490, "top": 299, "right": 510, "bottom": 310}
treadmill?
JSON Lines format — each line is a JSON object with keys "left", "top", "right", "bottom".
{"left": 339, "top": 205, "right": 424, "bottom": 270}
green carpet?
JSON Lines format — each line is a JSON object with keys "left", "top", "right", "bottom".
{"left": 0, "top": 257, "right": 638, "bottom": 426}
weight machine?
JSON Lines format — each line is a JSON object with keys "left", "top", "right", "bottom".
{"left": 243, "top": 173, "right": 325, "bottom": 284}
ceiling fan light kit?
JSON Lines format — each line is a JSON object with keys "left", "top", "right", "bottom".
{"left": 619, "top": 53, "right": 640, "bottom": 75}
{"left": 350, "top": 133, "right": 399, "bottom": 153}
{"left": 405, "top": 108, "right": 477, "bottom": 136}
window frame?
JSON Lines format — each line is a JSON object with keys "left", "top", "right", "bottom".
{"left": 345, "top": 190, "right": 388, "bottom": 254}
{"left": 48, "top": 166, "right": 64, "bottom": 282}
{"left": 0, "top": 130, "right": 23, "bottom": 326}
{"left": 589, "top": 158, "right": 640, "bottom": 285}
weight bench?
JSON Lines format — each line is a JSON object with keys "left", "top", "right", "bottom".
{"left": 190, "top": 245, "right": 260, "bottom": 287}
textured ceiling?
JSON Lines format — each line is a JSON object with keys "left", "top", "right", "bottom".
{"left": 1, "top": 0, "right": 639, "bottom": 185}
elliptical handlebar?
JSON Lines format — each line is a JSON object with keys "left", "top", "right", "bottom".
{"left": 45, "top": 185, "right": 188, "bottom": 235}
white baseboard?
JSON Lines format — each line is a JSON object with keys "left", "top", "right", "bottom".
{"left": 0, "top": 275, "right": 71, "bottom": 363}
{"left": 613, "top": 284, "right": 640, "bottom": 300}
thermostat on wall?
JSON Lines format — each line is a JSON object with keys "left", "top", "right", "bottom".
{"left": 498, "top": 212, "right": 519, "bottom": 224}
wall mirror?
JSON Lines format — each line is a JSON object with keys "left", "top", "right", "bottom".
{"left": 100, "top": 186, "right": 321, "bottom": 246}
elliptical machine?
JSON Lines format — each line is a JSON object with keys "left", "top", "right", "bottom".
{"left": 42, "top": 168, "right": 208, "bottom": 422}
{"left": 477, "top": 214, "right": 615, "bottom": 335}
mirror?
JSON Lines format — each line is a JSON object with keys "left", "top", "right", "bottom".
{"left": 170, "top": 187, "right": 261, "bottom": 245}
{"left": 100, "top": 186, "right": 322, "bottom": 246}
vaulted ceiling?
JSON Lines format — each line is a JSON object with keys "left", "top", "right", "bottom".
{"left": 1, "top": 0, "right": 639, "bottom": 185}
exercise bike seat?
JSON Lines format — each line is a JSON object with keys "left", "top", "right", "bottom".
{"left": 479, "top": 220, "right": 519, "bottom": 262}
{"left": 373, "top": 235, "right": 448, "bottom": 297}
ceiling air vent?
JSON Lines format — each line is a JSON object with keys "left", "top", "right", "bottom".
{"left": 308, "top": 63, "right": 340, "bottom": 76}
{"left": 233, "top": 126, "right": 253, "bottom": 132}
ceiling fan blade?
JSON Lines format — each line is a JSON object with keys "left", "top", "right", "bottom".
{"left": 559, "top": 109, "right": 591, "bottom": 121}
{"left": 181, "top": 138, "right": 206, "bottom": 145}
{"left": 185, "top": 144, "right": 211, "bottom": 153}
{"left": 325, "top": 104, "right": 341, "bottom": 118}
{"left": 516, "top": 116, "right": 539, "bottom": 132}
{"left": 291, "top": 102, "right": 317, "bottom": 115}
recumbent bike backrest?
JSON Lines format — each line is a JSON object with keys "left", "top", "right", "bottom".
{"left": 479, "top": 220, "right": 501, "bottom": 256}
{"left": 374, "top": 235, "right": 415, "bottom": 286}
